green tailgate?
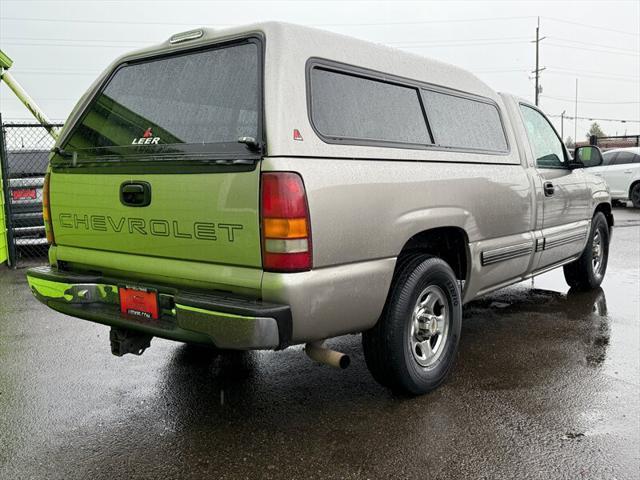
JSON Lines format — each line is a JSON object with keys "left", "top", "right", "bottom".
{"left": 50, "top": 169, "right": 262, "bottom": 267}
{"left": 44, "top": 36, "right": 266, "bottom": 291}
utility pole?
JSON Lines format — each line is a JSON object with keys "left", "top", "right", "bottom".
{"left": 532, "top": 17, "right": 546, "bottom": 106}
{"left": 574, "top": 79, "right": 578, "bottom": 143}
{"left": 561, "top": 110, "right": 566, "bottom": 141}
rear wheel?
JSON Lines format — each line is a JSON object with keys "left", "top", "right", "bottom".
{"left": 630, "top": 183, "right": 640, "bottom": 208}
{"left": 563, "top": 212, "right": 609, "bottom": 290}
{"left": 362, "top": 255, "right": 462, "bottom": 395}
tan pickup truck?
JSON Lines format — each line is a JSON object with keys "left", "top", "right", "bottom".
{"left": 27, "top": 22, "right": 612, "bottom": 395}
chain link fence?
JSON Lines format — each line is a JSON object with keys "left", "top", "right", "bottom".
{"left": 1, "top": 121, "right": 63, "bottom": 267}
{"left": 587, "top": 134, "right": 640, "bottom": 150}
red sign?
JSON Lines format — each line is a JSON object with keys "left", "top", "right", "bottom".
{"left": 11, "top": 188, "right": 37, "bottom": 201}
{"left": 119, "top": 288, "right": 159, "bottom": 320}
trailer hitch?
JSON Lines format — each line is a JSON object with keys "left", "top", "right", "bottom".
{"left": 110, "top": 327, "right": 152, "bottom": 357}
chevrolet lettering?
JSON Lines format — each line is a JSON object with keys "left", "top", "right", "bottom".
{"left": 57, "top": 213, "right": 243, "bottom": 241}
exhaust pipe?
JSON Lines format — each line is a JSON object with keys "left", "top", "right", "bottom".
{"left": 305, "top": 341, "right": 350, "bottom": 369}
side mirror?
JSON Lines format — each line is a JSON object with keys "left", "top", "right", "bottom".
{"left": 571, "top": 145, "right": 603, "bottom": 168}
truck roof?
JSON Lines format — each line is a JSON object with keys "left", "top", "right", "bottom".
{"left": 190, "top": 22, "right": 493, "bottom": 97}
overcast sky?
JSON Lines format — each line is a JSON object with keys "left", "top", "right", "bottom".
{"left": 1, "top": 0, "right": 639, "bottom": 141}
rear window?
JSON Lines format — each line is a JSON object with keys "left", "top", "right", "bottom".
{"left": 65, "top": 40, "right": 260, "bottom": 153}
{"left": 612, "top": 151, "right": 636, "bottom": 165}
{"left": 310, "top": 68, "right": 431, "bottom": 146}
{"left": 421, "top": 90, "right": 508, "bottom": 152}
{"left": 7, "top": 150, "right": 50, "bottom": 178}
{"left": 602, "top": 151, "right": 617, "bottom": 166}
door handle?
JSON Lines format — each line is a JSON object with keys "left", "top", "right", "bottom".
{"left": 120, "top": 181, "right": 151, "bottom": 207}
{"left": 543, "top": 181, "right": 555, "bottom": 197}
{"left": 624, "top": 170, "right": 633, "bottom": 174}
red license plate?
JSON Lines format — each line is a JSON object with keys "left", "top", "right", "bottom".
{"left": 11, "top": 188, "right": 37, "bottom": 201}
{"left": 119, "top": 288, "right": 159, "bottom": 320}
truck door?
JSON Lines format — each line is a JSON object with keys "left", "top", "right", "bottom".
{"left": 519, "top": 104, "right": 590, "bottom": 270}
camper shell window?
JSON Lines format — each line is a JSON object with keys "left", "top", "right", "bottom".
{"left": 309, "top": 67, "right": 432, "bottom": 148}
{"left": 307, "top": 60, "right": 509, "bottom": 154}
{"left": 62, "top": 38, "right": 262, "bottom": 157}
{"left": 420, "top": 89, "right": 508, "bottom": 153}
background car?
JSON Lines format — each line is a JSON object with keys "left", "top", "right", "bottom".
{"left": 588, "top": 147, "right": 640, "bottom": 208}
{"left": 6, "top": 149, "right": 49, "bottom": 248}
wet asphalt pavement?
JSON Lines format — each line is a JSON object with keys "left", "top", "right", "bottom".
{"left": 1, "top": 208, "right": 639, "bottom": 480}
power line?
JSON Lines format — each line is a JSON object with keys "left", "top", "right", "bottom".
{"left": 1, "top": 36, "right": 152, "bottom": 44}
{"left": 2, "top": 38, "right": 531, "bottom": 49}
{"left": 542, "top": 16, "right": 640, "bottom": 38}
{"left": 546, "top": 42, "right": 640, "bottom": 57}
{"left": 1, "top": 70, "right": 98, "bottom": 76}
{"left": 547, "top": 114, "right": 640, "bottom": 124}
{"left": 0, "top": 16, "right": 224, "bottom": 27}
{"left": 542, "top": 95, "right": 640, "bottom": 105}
{"left": 549, "top": 36, "right": 640, "bottom": 54}
{"left": 0, "top": 15, "right": 536, "bottom": 28}
{"left": 544, "top": 70, "right": 639, "bottom": 83}
{"left": 2, "top": 14, "right": 637, "bottom": 37}
{"left": 545, "top": 65, "right": 639, "bottom": 80}
{"left": 387, "top": 36, "right": 529, "bottom": 45}
{"left": 6, "top": 34, "right": 630, "bottom": 51}
{"left": 16, "top": 39, "right": 636, "bottom": 55}
{"left": 316, "top": 16, "right": 537, "bottom": 27}
{"left": 1, "top": 41, "right": 143, "bottom": 48}
{"left": 474, "top": 69, "right": 529, "bottom": 74}
{"left": 398, "top": 40, "right": 529, "bottom": 49}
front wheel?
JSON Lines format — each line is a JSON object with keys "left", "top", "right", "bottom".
{"left": 563, "top": 212, "right": 610, "bottom": 290}
{"left": 630, "top": 183, "right": 640, "bottom": 208}
{"left": 362, "top": 255, "right": 462, "bottom": 395}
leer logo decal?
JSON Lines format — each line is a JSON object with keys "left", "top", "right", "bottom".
{"left": 132, "top": 127, "right": 160, "bottom": 145}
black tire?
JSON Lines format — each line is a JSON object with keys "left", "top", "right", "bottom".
{"left": 362, "top": 255, "right": 462, "bottom": 395}
{"left": 630, "top": 183, "right": 640, "bottom": 209}
{"left": 563, "top": 212, "right": 609, "bottom": 290}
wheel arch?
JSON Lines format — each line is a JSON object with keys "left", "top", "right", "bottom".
{"left": 395, "top": 226, "right": 470, "bottom": 283}
{"left": 594, "top": 202, "right": 614, "bottom": 231}
{"left": 629, "top": 180, "right": 640, "bottom": 203}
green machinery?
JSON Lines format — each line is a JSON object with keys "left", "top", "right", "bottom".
{"left": 0, "top": 49, "right": 59, "bottom": 265}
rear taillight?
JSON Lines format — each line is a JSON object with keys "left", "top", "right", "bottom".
{"left": 260, "top": 172, "right": 312, "bottom": 272}
{"left": 43, "top": 172, "right": 55, "bottom": 245}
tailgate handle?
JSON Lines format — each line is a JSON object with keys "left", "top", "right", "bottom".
{"left": 120, "top": 181, "right": 151, "bottom": 207}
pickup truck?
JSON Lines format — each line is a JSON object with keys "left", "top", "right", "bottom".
{"left": 27, "top": 22, "right": 613, "bottom": 395}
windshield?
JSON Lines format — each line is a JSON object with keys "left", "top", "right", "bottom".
{"left": 64, "top": 39, "right": 260, "bottom": 156}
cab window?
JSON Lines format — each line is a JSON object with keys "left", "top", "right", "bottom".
{"left": 520, "top": 105, "right": 566, "bottom": 169}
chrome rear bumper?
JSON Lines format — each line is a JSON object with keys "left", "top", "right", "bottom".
{"left": 26, "top": 266, "right": 291, "bottom": 350}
